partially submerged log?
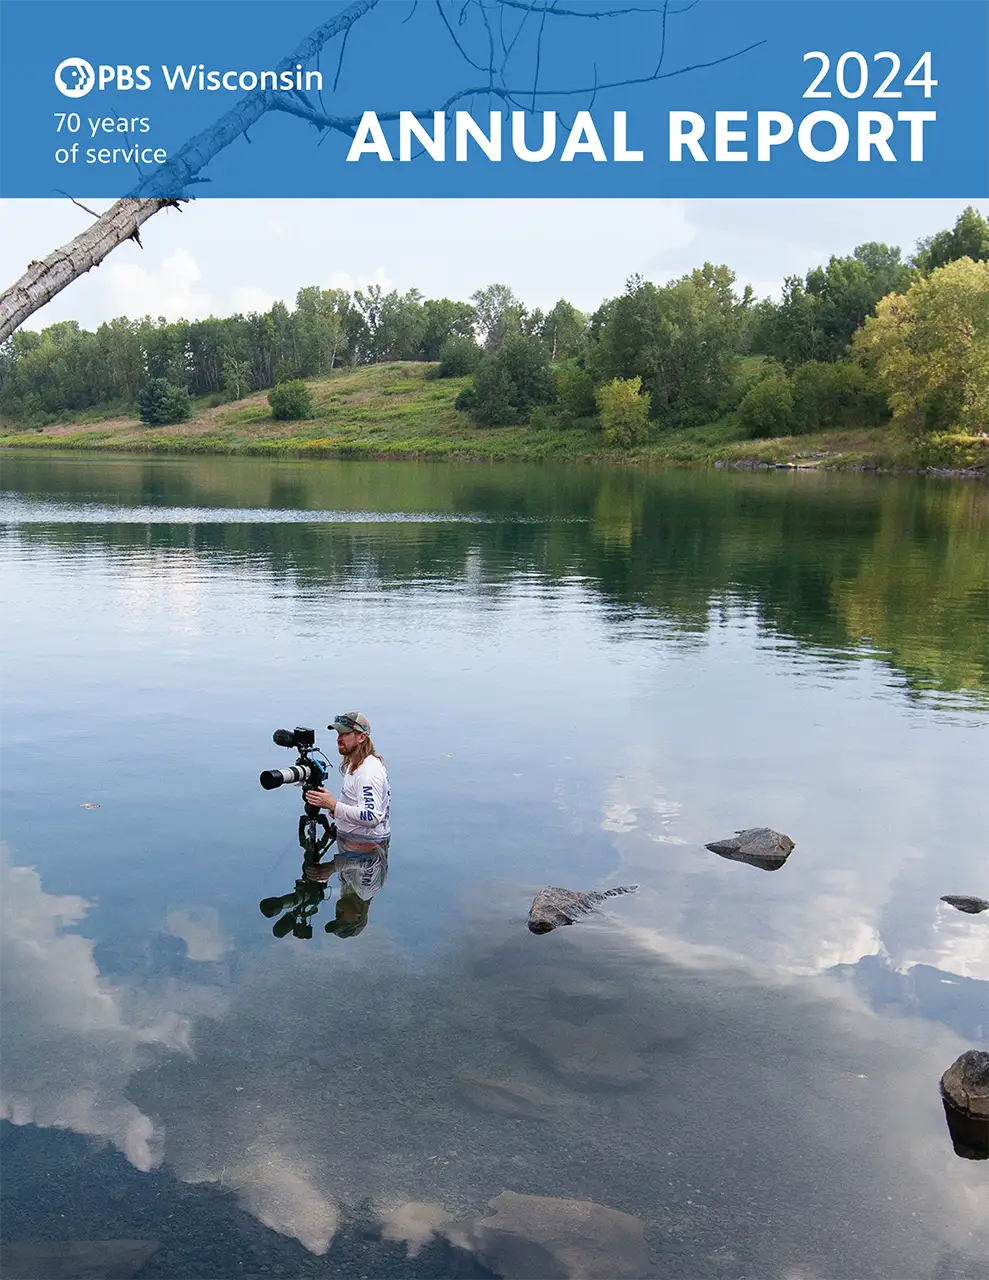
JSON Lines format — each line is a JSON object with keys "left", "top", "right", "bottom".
{"left": 528, "top": 885, "right": 638, "bottom": 934}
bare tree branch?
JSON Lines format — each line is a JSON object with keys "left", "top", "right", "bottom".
{"left": 54, "top": 193, "right": 104, "bottom": 220}
{"left": 0, "top": 0, "right": 762, "bottom": 342}
{"left": 492, "top": 0, "right": 669, "bottom": 16}
{"left": 272, "top": 34, "right": 766, "bottom": 126}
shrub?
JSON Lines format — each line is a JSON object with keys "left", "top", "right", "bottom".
{"left": 911, "top": 433, "right": 989, "bottom": 471}
{"left": 595, "top": 376, "right": 651, "bottom": 448}
{"left": 716, "top": 359, "right": 787, "bottom": 415}
{"left": 527, "top": 405, "right": 556, "bottom": 430}
{"left": 790, "top": 360, "right": 888, "bottom": 433}
{"left": 138, "top": 378, "right": 191, "bottom": 426}
{"left": 437, "top": 336, "right": 482, "bottom": 377}
{"left": 736, "top": 373, "right": 794, "bottom": 438}
{"left": 660, "top": 403, "right": 715, "bottom": 430}
{"left": 554, "top": 361, "right": 596, "bottom": 422}
{"left": 268, "top": 379, "right": 313, "bottom": 421}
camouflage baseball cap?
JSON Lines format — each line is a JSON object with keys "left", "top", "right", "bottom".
{"left": 330, "top": 711, "right": 370, "bottom": 735}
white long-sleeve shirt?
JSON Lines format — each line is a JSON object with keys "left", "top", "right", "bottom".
{"left": 333, "top": 754, "right": 391, "bottom": 840}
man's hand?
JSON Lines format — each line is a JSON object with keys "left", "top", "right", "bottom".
{"left": 304, "top": 787, "right": 336, "bottom": 814}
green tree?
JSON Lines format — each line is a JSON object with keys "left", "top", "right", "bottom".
{"left": 268, "top": 379, "right": 313, "bottom": 421}
{"left": 743, "top": 298, "right": 779, "bottom": 355}
{"left": 912, "top": 207, "right": 989, "bottom": 274}
{"left": 854, "top": 257, "right": 989, "bottom": 436}
{"left": 222, "top": 356, "right": 253, "bottom": 400}
{"left": 554, "top": 360, "right": 596, "bottom": 422}
{"left": 590, "top": 265, "right": 751, "bottom": 422}
{"left": 138, "top": 378, "right": 191, "bottom": 425}
{"left": 540, "top": 299, "right": 588, "bottom": 361}
{"left": 595, "top": 376, "right": 651, "bottom": 447}
{"left": 420, "top": 298, "right": 477, "bottom": 361}
{"left": 471, "top": 283, "right": 526, "bottom": 352}
{"left": 767, "top": 243, "right": 915, "bottom": 367}
{"left": 346, "top": 286, "right": 426, "bottom": 363}
{"left": 295, "top": 286, "right": 348, "bottom": 374}
{"left": 460, "top": 337, "right": 553, "bottom": 425}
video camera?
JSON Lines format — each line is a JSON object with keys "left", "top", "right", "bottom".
{"left": 259, "top": 724, "right": 336, "bottom": 848}
{"left": 259, "top": 727, "right": 329, "bottom": 793}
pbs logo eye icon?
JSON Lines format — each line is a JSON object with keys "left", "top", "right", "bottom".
{"left": 55, "top": 58, "right": 96, "bottom": 98}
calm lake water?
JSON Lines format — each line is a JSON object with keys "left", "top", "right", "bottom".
{"left": 1, "top": 451, "right": 987, "bottom": 1280}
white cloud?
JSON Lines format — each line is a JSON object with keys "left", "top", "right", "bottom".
{"left": 164, "top": 905, "right": 231, "bottom": 962}
{"left": 0, "top": 849, "right": 192, "bottom": 1171}
{"left": 104, "top": 247, "right": 213, "bottom": 321}
{"left": 231, "top": 285, "right": 281, "bottom": 314}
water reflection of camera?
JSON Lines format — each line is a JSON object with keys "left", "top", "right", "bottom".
{"left": 259, "top": 727, "right": 329, "bottom": 792}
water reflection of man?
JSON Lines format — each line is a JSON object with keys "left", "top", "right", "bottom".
{"left": 305, "top": 836, "right": 389, "bottom": 937}
{"left": 261, "top": 835, "right": 389, "bottom": 940}
{"left": 304, "top": 712, "right": 391, "bottom": 843}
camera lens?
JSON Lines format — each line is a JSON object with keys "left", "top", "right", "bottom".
{"left": 259, "top": 764, "right": 315, "bottom": 790}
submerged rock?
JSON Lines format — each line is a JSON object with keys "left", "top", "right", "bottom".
{"left": 0, "top": 1239, "right": 158, "bottom": 1279}
{"left": 705, "top": 827, "right": 794, "bottom": 871}
{"left": 940, "top": 895, "right": 989, "bottom": 914}
{"left": 456, "top": 1074, "right": 562, "bottom": 1120}
{"left": 527, "top": 885, "right": 638, "bottom": 934}
{"left": 449, "top": 1190, "right": 650, "bottom": 1279}
{"left": 518, "top": 1009, "right": 684, "bottom": 1088}
{"left": 940, "top": 1049, "right": 989, "bottom": 1159}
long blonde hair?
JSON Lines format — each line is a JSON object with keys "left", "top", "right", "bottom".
{"left": 340, "top": 735, "right": 382, "bottom": 775}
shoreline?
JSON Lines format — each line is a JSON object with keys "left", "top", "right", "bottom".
{"left": 2, "top": 363, "right": 985, "bottom": 478}
{"left": 2, "top": 438, "right": 984, "bottom": 479}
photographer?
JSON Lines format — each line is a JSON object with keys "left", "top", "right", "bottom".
{"left": 304, "top": 712, "right": 391, "bottom": 842}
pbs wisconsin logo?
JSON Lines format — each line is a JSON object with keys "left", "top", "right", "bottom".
{"left": 55, "top": 57, "right": 96, "bottom": 98}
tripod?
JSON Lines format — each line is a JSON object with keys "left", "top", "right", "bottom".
{"left": 300, "top": 797, "right": 336, "bottom": 862}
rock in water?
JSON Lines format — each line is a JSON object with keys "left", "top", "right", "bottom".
{"left": 0, "top": 1240, "right": 158, "bottom": 1279}
{"left": 456, "top": 1074, "right": 561, "bottom": 1120}
{"left": 705, "top": 827, "right": 794, "bottom": 871}
{"left": 940, "top": 1049, "right": 989, "bottom": 1159}
{"left": 940, "top": 895, "right": 989, "bottom": 914}
{"left": 451, "top": 1190, "right": 650, "bottom": 1279}
{"left": 528, "top": 885, "right": 638, "bottom": 934}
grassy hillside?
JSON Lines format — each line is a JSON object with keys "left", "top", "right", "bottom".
{"left": 2, "top": 361, "right": 986, "bottom": 471}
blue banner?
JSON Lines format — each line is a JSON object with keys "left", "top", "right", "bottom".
{"left": 0, "top": 0, "right": 986, "bottom": 198}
